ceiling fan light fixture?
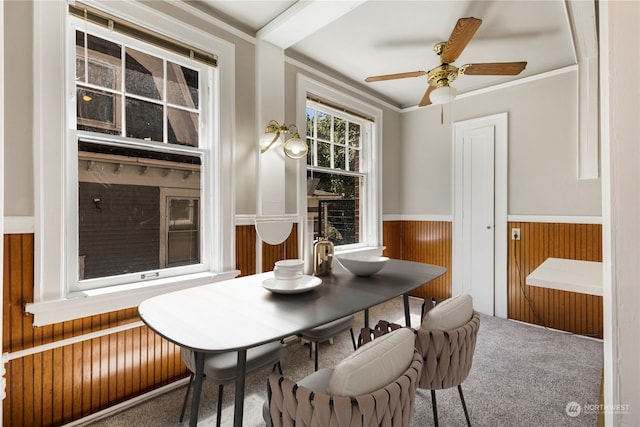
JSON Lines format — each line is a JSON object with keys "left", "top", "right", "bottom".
{"left": 429, "top": 85, "right": 457, "bottom": 105}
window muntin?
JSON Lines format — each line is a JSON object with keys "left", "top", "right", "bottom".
{"left": 70, "top": 17, "right": 212, "bottom": 291}
{"left": 306, "top": 103, "right": 367, "bottom": 247}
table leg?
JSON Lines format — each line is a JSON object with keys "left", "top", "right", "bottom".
{"left": 233, "top": 349, "right": 247, "bottom": 427}
{"left": 189, "top": 352, "right": 205, "bottom": 427}
{"left": 364, "top": 308, "right": 370, "bottom": 329}
{"left": 403, "top": 293, "right": 411, "bottom": 327}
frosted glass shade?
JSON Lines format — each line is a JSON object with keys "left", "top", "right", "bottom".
{"left": 430, "top": 85, "right": 457, "bottom": 105}
{"left": 260, "top": 131, "right": 280, "bottom": 152}
{"left": 283, "top": 134, "right": 308, "bottom": 159}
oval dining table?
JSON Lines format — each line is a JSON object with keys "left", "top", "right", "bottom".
{"left": 138, "top": 258, "right": 446, "bottom": 427}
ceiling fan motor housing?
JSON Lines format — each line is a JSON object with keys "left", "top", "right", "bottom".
{"left": 427, "top": 64, "right": 459, "bottom": 88}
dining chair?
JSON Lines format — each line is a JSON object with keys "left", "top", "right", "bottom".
{"left": 414, "top": 294, "right": 479, "bottom": 426}
{"left": 298, "top": 314, "right": 357, "bottom": 371}
{"left": 362, "top": 293, "right": 480, "bottom": 427}
{"left": 179, "top": 341, "right": 282, "bottom": 427}
{"left": 265, "top": 327, "right": 422, "bottom": 427}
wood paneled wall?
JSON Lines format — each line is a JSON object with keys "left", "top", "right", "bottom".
{"left": 384, "top": 220, "right": 603, "bottom": 338}
{"left": 3, "top": 234, "right": 186, "bottom": 427}
{"left": 235, "top": 224, "right": 299, "bottom": 276}
{"left": 507, "top": 222, "right": 603, "bottom": 338}
{"left": 261, "top": 225, "right": 299, "bottom": 273}
{"left": 3, "top": 225, "right": 299, "bottom": 426}
{"left": 235, "top": 224, "right": 257, "bottom": 276}
{"left": 383, "top": 220, "right": 453, "bottom": 300}
{"left": 2, "top": 220, "right": 601, "bottom": 425}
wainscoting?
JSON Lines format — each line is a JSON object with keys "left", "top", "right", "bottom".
{"left": 3, "top": 234, "right": 185, "bottom": 426}
{"left": 383, "top": 220, "right": 453, "bottom": 300}
{"left": 507, "top": 221, "right": 603, "bottom": 338}
{"left": 2, "top": 226, "right": 299, "bottom": 426}
{"left": 2, "top": 220, "right": 601, "bottom": 425}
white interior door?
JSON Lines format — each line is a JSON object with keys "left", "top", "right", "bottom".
{"left": 453, "top": 113, "right": 508, "bottom": 317}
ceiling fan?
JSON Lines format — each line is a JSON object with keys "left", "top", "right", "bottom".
{"left": 365, "top": 17, "right": 527, "bottom": 107}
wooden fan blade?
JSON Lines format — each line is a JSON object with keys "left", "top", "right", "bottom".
{"left": 440, "top": 17, "right": 482, "bottom": 64}
{"left": 418, "top": 85, "right": 435, "bottom": 107}
{"left": 461, "top": 62, "right": 527, "bottom": 75}
{"left": 365, "top": 71, "right": 427, "bottom": 82}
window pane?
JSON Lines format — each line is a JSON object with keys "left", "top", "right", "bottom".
{"left": 167, "top": 199, "right": 199, "bottom": 266}
{"left": 76, "top": 31, "right": 122, "bottom": 89}
{"left": 78, "top": 182, "right": 160, "bottom": 279}
{"left": 77, "top": 88, "right": 122, "bottom": 135}
{"left": 126, "top": 97, "right": 163, "bottom": 141}
{"left": 126, "top": 48, "right": 163, "bottom": 100}
{"left": 307, "top": 138, "right": 314, "bottom": 165}
{"left": 349, "top": 123, "right": 361, "bottom": 148}
{"left": 167, "top": 62, "right": 199, "bottom": 108}
{"left": 335, "top": 117, "right": 346, "bottom": 144}
{"left": 306, "top": 108, "right": 315, "bottom": 137}
{"left": 316, "top": 112, "right": 331, "bottom": 141}
{"left": 335, "top": 145, "right": 346, "bottom": 170}
{"left": 348, "top": 147, "right": 360, "bottom": 172}
{"left": 78, "top": 142, "right": 201, "bottom": 281}
{"left": 307, "top": 170, "right": 360, "bottom": 246}
{"left": 168, "top": 107, "right": 199, "bottom": 147}
{"left": 317, "top": 142, "right": 332, "bottom": 168}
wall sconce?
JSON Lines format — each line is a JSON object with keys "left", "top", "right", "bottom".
{"left": 259, "top": 120, "right": 308, "bottom": 159}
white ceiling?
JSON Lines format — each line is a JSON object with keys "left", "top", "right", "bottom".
{"left": 193, "top": 0, "right": 582, "bottom": 109}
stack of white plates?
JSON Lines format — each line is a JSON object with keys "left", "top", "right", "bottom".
{"left": 262, "top": 275, "right": 322, "bottom": 294}
{"left": 263, "top": 259, "right": 321, "bottom": 294}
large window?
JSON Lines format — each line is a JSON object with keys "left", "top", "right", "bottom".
{"left": 69, "top": 11, "right": 213, "bottom": 291}
{"left": 305, "top": 98, "right": 376, "bottom": 249}
{"left": 28, "top": 1, "right": 235, "bottom": 326}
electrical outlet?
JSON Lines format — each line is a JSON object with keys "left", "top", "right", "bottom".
{"left": 512, "top": 228, "right": 521, "bottom": 241}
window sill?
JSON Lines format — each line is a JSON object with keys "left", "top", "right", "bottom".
{"left": 25, "top": 270, "right": 240, "bottom": 327}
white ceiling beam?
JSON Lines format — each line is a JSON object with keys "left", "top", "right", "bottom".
{"left": 257, "top": 0, "right": 368, "bottom": 48}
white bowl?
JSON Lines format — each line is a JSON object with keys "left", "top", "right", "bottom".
{"left": 336, "top": 255, "right": 389, "bottom": 276}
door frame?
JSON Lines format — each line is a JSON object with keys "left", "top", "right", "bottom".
{"left": 452, "top": 112, "right": 508, "bottom": 318}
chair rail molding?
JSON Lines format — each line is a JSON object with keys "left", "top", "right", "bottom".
{"left": 3, "top": 216, "right": 35, "bottom": 234}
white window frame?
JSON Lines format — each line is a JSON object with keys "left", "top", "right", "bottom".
{"left": 306, "top": 101, "right": 368, "bottom": 249}
{"left": 27, "top": 0, "right": 237, "bottom": 326}
{"left": 69, "top": 17, "right": 213, "bottom": 291}
{"left": 296, "top": 74, "right": 383, "bottom": 256}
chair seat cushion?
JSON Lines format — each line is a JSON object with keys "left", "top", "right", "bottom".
{"left": 327, "top": 327, "right": 415, "bottom": 396}
{"left": 299, "top": 315, "right": 354, "bottom": 341}
{"left": 422, "top": 293, "right": 473, "bottom": 330}
{"left": 298, "top": 367, "right": 333, "bottom": 392}
{"left": 181, "top": 341, "right": 282, "bottom": 384}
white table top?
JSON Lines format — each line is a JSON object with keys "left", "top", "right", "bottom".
{"left": 526, "top": 257, "right": 603, "bottom": 296}
{"left": 138, "top": 259, "right": 446, "bottom": 352}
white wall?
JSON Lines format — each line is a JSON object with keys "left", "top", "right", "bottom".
{"left": 601, "top": 1, "right": 640, "bottom": 425}
{"left": 399, "top": 70, "right": 602, "bottom": 217}
{"left": 3, "top": 0, "right": 33, "bottom": 216}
